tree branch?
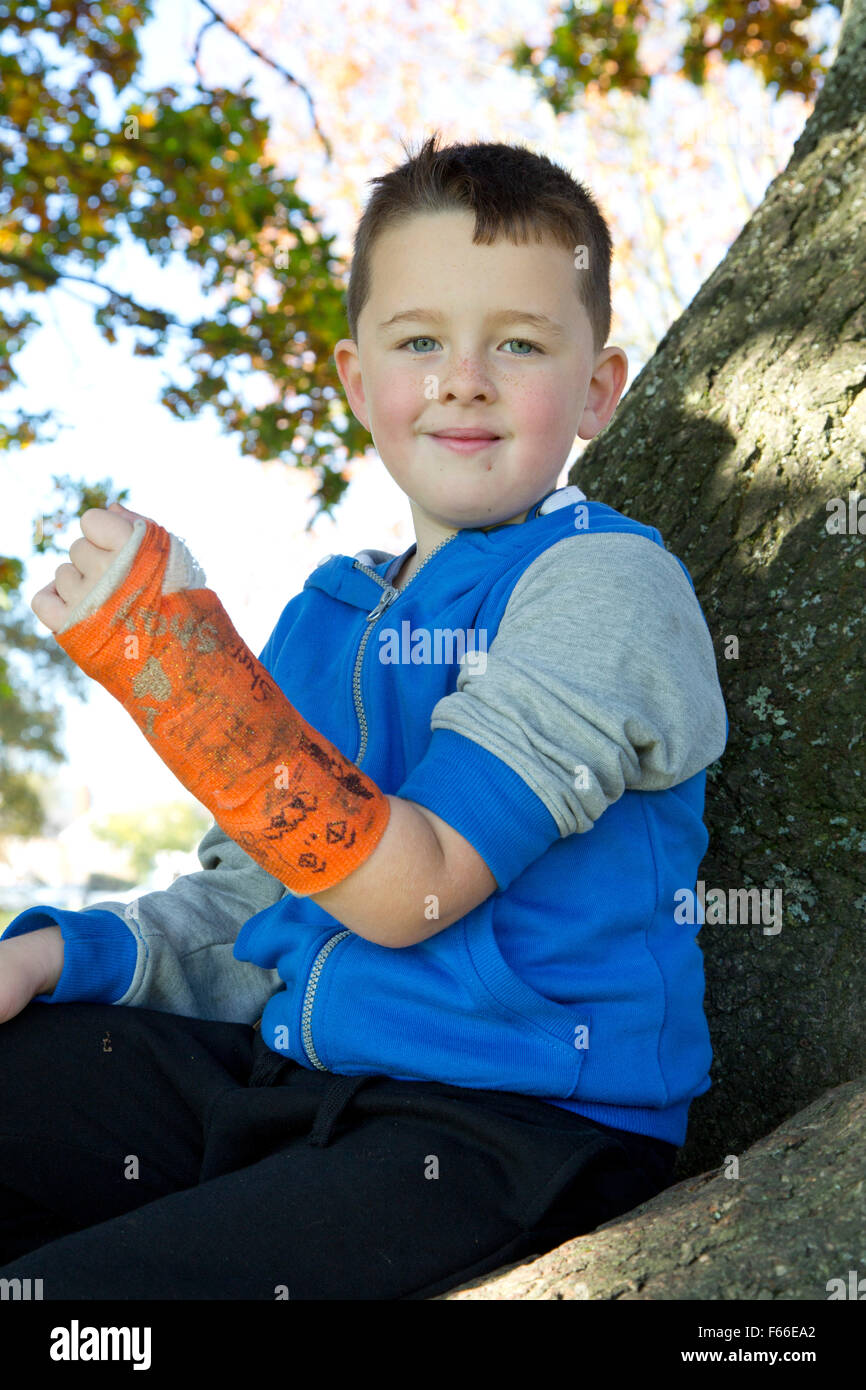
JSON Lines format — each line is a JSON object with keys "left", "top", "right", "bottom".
{"left": 192, "top": 13, "right": 219, "bottom": 82}
{"left": 0, "top": 251, "right": 62, "bottom": 286}
{"left": 0, "top": 252, "right": 183, "bottom": 331}
{"left": 194, "top": 0, "right": 333, "bottom": 161}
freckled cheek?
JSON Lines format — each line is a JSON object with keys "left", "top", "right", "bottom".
{"left": 509, "top": 386, "right": 571, "bottom": 446}
{"left": 370, "top": 368, "right": 427, "bottom": 433}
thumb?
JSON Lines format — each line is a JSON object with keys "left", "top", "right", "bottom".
{"left": 108, "top": 502, "right": 148, "bottom": 522}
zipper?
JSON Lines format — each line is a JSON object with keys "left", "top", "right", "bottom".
{"left": 351, "top": 533, "right": 456, "bottom": 767}
{"left": 300, "top": 928, "right": 352, "bottom": 1068}
{"left": 298, "top": 532, "right": 456, "bottom": 1068}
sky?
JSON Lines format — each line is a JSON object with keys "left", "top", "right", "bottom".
{"left": 0, "top": 0, "right": 841, "bottom": 827}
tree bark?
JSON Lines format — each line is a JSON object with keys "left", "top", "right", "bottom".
{"left": 435, "top": 1075, "right": 866, "bottom": 1300}
{"left": 565, "top": 0, "right": 866, "bottom": 1184}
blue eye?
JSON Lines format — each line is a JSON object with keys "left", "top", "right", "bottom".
{"left": 397, "top": 337, "right": 542, "bottom": 354}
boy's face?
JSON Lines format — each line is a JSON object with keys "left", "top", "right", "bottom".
{"left": 334, "top": 210, "right": 628, "bottom": 537}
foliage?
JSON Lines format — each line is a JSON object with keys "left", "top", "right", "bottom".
{"left": 90, "top": 798, "right": 213, "bottom": 880}
{"left": 0, "top": 592, "right": 87, "bottom": 836}
{"left": 0, "top": 0, "right": 369, "bottom": 519}
{"left": 509, "top": 0, "right": 843, "bottom": 114}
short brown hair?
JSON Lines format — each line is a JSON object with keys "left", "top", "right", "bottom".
{"left": 345, "top": 132, "right": 614, "bottom": 355}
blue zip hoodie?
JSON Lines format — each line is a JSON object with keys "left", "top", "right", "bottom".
{"left": 4, "top": 485, "right": 728, "bottom": 1146}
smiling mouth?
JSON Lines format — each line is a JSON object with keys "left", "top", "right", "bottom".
{"left": 428, "top": 434, "right": 503, "bottom": 453}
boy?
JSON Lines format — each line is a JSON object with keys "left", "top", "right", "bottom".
{"left": 0, "top": 134, "right": 727, "bottom": 1299}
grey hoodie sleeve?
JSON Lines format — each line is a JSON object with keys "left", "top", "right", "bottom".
{"left": 2, "top": 819, "right": 288, "bottom": 1024}
{"left": 83, "top": 819, "right": 287, "bottom": 1022}
{"left": 86, "top": 820, "right": 287, "bottom": 1022}
{"left": 426, "top": 531, "right": 728, "bottom": 835}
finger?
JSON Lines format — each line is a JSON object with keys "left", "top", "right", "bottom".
{"left": 68, "top": 534, "right": 116, "bottom": 578}
{"left": 31, "top": 584, "right": 69, "bottom": 633}
{"left": 108, "top": 502, "right": 147, "bottom": 519}
{"left": 53, "top": 561, "right": 89, "bottom": 606}
{"left": 79, "top": 507, "right": 138, "bottom": 551}
{"left": 108, "top": 502, "right": 149, "bottom": 528}
{"left": 68, "top": 535, "right": 98, "bottom": 575}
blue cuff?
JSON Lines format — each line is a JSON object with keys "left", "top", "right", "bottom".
{"left": 395, "top": 727, "right": 560, "bottom": 892}
{"left": 1, "top": 907, "right": 138, "bottom": 1004}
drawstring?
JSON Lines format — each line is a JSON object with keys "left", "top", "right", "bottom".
{"left": 249, "top": 1024, "right": 374, "bottom": 1147}
{"left": 307, "top": 1075, "right": 372, "bottom": 1148}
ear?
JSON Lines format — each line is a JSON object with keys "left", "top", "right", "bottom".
{"left": 578, "top": 346, "right": 629, "bottom": 440}
{"left": 333, "top": 338, "right": 371, "bottom": 432}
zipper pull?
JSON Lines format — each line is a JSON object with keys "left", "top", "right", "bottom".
{"left": 366, "top": 584, "right": 399, "bottom": 622}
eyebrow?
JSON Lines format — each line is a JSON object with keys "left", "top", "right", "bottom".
{"left": 377, "top": 307, "right": 566, "bottom": 337}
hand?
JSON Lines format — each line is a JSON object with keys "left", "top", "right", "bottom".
{"left": 31, "top": 502, "right": 147, "bottom": 634}
{"left": 0, "top": 927, "right": 64, "bottom": 1024}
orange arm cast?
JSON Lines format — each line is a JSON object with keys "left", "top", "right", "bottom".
{"left": 54, "top": 519, "right": 391, "bottom": 903}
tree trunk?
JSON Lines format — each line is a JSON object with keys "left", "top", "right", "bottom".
{"left": 565, "top": 0, "right": 866, "bottom": 1184}
{"left": 436, "top": 1075, "right": 866, "bottom": 1300}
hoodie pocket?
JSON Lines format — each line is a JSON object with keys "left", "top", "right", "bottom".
{"left": 461, "top": 901, "right": 591, "bottom": 1101}
{"left": 299, "top": 903, "right": 588, "bottom": 1101}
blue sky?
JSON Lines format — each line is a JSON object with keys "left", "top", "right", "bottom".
{"left": 0, "top": 0, "right": 841, "bottom": 824}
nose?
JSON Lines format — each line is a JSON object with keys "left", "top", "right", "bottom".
{"left": 438, "top": 356, "right": 497, "bottom": 403}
